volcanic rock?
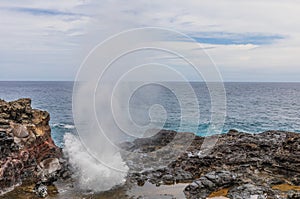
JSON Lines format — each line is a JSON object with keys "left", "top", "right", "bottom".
{"left": 0, "top": 98, "right": 62, "bottom": 195}
{"left": 123, "top": 129, "right": 300, "bottom": 198}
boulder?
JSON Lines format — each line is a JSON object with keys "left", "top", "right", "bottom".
{"left": 184, "top": 171, "right": 236, "bottom": 199}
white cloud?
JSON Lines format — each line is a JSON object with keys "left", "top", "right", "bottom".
{"left": 1, "top": 0, "right": 300, "bottom": 81}
{"left": 82, "top": 0, "right": 300, "bottom": 81}
{"left": 0, "top": 0, "right": 93, "bottom": 80}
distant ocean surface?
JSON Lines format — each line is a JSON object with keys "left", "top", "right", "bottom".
{"left": 1, "top": 81, "right": 300, "bottom": 147}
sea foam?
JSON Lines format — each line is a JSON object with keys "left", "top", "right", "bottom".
{"left": 63, "top": 133, "right": 128, "bottom": 192}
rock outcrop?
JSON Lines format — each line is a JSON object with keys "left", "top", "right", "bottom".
{"left": 184, "top": 171, "right": 237, "bottom": 199}
{"left": 123, "top": 129, "right": 300, "bottom": 199}
{"left": 3, "top": 97, "right": 299, "bottom": 199}
{"left": 0, "top": 98, "right": 63, "bottom": 196}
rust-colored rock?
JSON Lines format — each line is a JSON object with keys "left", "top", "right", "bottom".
{"left": 0, "top": 98, "right": 62, "bottom": 195}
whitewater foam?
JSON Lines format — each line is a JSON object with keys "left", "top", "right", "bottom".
{"left": 52, "top": 123, "right": 75, "bottom": 129}
{"left": 63, "top": 133, "right": 129, "bottom": 192}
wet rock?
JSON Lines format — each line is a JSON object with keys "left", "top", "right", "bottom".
{"left": 288, "top": 191, "right": 300, "bottom": 199}
{"left": 174, "top": 169, "right": 193, "bottom": 183}
{"left": 266, "top": 177, "right": 285, "bottom": 186}
{"left": 38, "top": 158, "right": 62, "bottom": 182}
{"left": 228, "top": 184, "right": 275, "bottom": 199}
{"left": 292, "top": 176, "right": 300, "bottom": 186}
{"left": 184, "top": 171, "right": 236, "bottom": 199}
{"left": 34, "top": 182, "right": 48, "bottom": 198}
{"left": 123, "top": 129, "right": 300, "bottom": 198}
{"left": 0, "top": 131, "right": 6, "bottom": 138}
{"left": 162, "top": 174, "right": 175, "bottom": 185}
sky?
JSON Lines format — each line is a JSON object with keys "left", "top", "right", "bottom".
{"left": 0, "top": 0, "right": 300, "bottom": 81}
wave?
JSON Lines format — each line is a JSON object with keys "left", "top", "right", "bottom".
{"left": 63, "top": 133, "right": 128, "bottom": 192}
{"left": 51, "top": 123, "right": 75, "bottom": 129}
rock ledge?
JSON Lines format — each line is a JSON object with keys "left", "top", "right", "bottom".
{"left": 124, "top": 129, "right": 300, "bottom": 199}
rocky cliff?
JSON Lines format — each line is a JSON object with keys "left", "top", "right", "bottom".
{"left": 0, "top": 98, "right": 63, "bottom": 196}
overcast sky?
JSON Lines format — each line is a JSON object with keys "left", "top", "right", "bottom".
{"left": 0, "top": 0, "right": 300, "bottom": 81}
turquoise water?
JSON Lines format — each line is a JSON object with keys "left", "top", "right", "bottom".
{"left": 1, "top": 81, "right": 300, "bottom": 146}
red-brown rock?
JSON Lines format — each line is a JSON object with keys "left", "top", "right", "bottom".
{"left": 0, "top": 98, "right": 62, "bottom": 195}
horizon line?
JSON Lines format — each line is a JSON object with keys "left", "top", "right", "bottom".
{"left": 1, "top": 80, "right": 300, "bottom": 83}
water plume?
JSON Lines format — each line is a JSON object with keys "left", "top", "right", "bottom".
{"left": 64, "top": 28, "right": 226, "bottom": 192}
{"left": 63, "top": 133, "right": 128, "bottom": 192}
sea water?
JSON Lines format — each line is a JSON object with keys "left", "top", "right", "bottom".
{"left": 1, "top": 81, "right": 300, "bottom": 192}
{"left": 0, "top": 81, "right": 300, "bottom": 147}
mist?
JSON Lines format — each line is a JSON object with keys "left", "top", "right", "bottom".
{"left": 64, "top": 28, "right": 225, "bottom": 192}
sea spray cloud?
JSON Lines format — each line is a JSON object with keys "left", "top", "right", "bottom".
{"left": 70, "top": 27, "right": 226, "bottom": 191}
{"left": 63, "top": 133, "right": 128, "bottom": 192}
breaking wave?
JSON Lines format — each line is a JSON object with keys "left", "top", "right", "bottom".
{"left": 63, "top": 133, "right": 128, "bottom": 192}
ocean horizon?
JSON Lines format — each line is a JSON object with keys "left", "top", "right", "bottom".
{"left": 1, "top": 81, "right": 299, "bottom": 147}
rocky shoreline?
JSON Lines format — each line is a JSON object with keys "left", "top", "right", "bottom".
{"left": 0, "top": 99, "right": 68, "bottom": 197}
{"left": 124, "top": 129, "right": 300, "bottom": 199}
{"left": 1, "top": 98, "right": 300, "bottom": 198}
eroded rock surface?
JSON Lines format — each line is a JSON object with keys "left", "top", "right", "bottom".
{"left": 123, "top": 129, "right": 300, "bottom": 199}
{"left": 0, "top": 98, "right": 63, "bottom": 196}
{"left": 184, "top": 171, "right": 236, "bottom": 199}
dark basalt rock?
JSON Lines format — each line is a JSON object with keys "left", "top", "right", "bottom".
{"left": 121, "top": 129, "right": 178, "bottom": 152}
{"left": 34, "top": 182, "right": 48, "bottom": 198}
{"left": 0, "top": 99, "right": 63, "bottom": 196}
{"left": 227, "top": 184, "right": 272, "bottom": 199}
{"left": 288, "top": 191, "right": 300, "bottom": 199}
{"left": 184, "top": 171, "right": 237, "bottom": 199}
{"left": 123, "top": 129, "right": 300, "bottom": 198}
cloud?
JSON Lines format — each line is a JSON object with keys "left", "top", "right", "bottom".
{"left": 0, "top": 0, "right": 92, "bottom": 80}
{"left": 4, "top": 7, "right": 83, "bottom": 17}
{"left": 0, "top": 0, "right": 300, "bottom": 81}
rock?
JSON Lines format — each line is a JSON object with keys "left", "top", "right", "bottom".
{"left": 11, "top": 124, "right": 29, "bottom": 138}
{"left": 227, "top": 184, "right": 271, "bottom": 199}
{"left": 0, "top": 131, "right": 6, "bottom": 138}
{"left": 184, "top": 171, "right": 236, "bottom": 199}
{"left": 162, "top": 174, "right": 175, "bottom": 185}
{"left": 266, "top": 177, "right": 285, "bottom": 186}
{"left": 0, "top": 119, "right": 10, "bottom": 125}
{"left": 288, "top": 191, "right": 300, "bottom": 199}
{"left": 0, "top": 99, "right": 62, "bottom": 195}
{"left": 38, "top": 158, "right": 62, "bottom": 182}
{"left": 292, "top": 176, "right": 300, "bottom": 186}
{"left": 127, "top": 129, "right": 178, "bottom": 152}
{"left": 173, "top": 168, "right": 194, "bottom": 183}
{"left": 34, "top": 182, "right": 48, "bottom": 198}
{"left": 123, "top": 129, "right": 300, "bottom": 198}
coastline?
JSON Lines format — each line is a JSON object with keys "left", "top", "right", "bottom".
{"left": 0, "top": 99, "right": 69, "bottom": 198}
{"left": 124, "top": 129, "right": 300, "bottom": 199}
{"left": 1, "top": 99, "right": 300, "bottom": 198}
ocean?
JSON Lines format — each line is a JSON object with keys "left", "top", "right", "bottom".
{"left": 1, "top": 81, "right": 300, "bottom": 147}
